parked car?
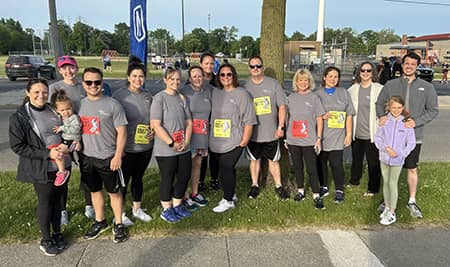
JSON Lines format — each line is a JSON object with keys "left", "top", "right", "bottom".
{"left": 416, "top": 64, "right": 434, "bottom": 83}
{"left": 5, "top": 55, "right": 56, "bottom": 81}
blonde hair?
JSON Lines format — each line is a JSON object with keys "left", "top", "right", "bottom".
{"left": 292, "top": 68, "right": 315, "bottom": 92}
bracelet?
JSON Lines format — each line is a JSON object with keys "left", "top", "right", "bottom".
{"left": 277, "top": 126, "right": 285, "bottom": 131}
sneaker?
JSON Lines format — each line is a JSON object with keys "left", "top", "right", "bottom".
{"left": 84, "top": 220, "right": 109, "bottom": 240}
{"left": 54, "top": 170, "right": 70, "bottom": 186}
{"left": 319, "top": 187, "right": 329, "bottom": 198}
{"left": 113, "top": 213, "right": 134, "bottom": 227}
{"left": 232, "top": 194, "right": 238, "bottom": 203}
{"left": 294, "top": 192, "right": 305, "bottom": 202}
{"left": 247, "top": 185, "right": 260, "bottom": 199}
{"left": 377, "top": 201, "right": 386, "bottom": 213}
{"left": 132, "top": 208, "right": 152, "bottom": 222}
{"left": 112, "top": 223, "right": 128, "bottom": 243}
{"left": 380, "top": 212, "right": 397, "bottom": 225}
{"left": 160, "top": 208, "right": 181, "bottom": 223}
{"left": 173, "top": 204, "right": 192, "bottom": 219}
{"left": 198, "top": 181, "right": 206, "bottom": 193}
{"left": 379, "top": 207, "right": 390, "bottom": 219}
{"left": 84, "top": 205, "right": 95, "bottom": 219}
{"left": 210, "top": 179, "right": 220, "bottom": 191}
{"left": 407, "top": 202, "right": 423, "bottom": 218}
{"left": 334, "top": 190, "right": 344, "bottom": 204}
{"left": 39, "top": 239, "right": 59, "bottom": 256}
{"left": 314, "top": 197, "right": 325, "bottom": 210}
{"left": 60, "top": 210, "right": 69, "bottom": 226}
{"left": 191, "top": 193, "right": 209, "bottom": 206}
{"left": 275, "top": 186, "right": 290, "bottom": 200}
{"left": 52, "top": 233, "right": 66, "bottom": 251}
{"left": 183, "top": 198, "right": 200, "bottom": 211}
{"left": 212, "top": 198, "right": 235, "bottom": 213}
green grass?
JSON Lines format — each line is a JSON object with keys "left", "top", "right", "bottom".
{"left": 0, "top": 162, "right": 449, "bottom": 244}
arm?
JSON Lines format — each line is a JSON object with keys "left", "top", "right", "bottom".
{"left": 344, "top": 115, "right": 352, "bottom": 147}
{"left": 412, "top": 87, "right": 439, "bottom": 128}
{"left": 275, "top": 104, "right": 286, "bottom": 139}
{"left": 110, "top": 125, "right": 126, "bottom": 171}
{"left": 315, "top": 115, "right": 323, "bottom": 150}
{"left": 9, "top": 114, "right": 49, "bottom": 160}
{"left": 239, "top": 124, "right": 253, "bottom": 147}
{"left": 178, "top": 119, "right": 192, "bottom": 152}
{"left": 151, "top": 119, "right": 173, "bottom": 146}
{"left": 402, "top": 128, "right": 417, "bottom": 158}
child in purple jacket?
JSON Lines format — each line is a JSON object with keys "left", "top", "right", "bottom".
{"left": 375, "top": 96, "right": 416, "bottom": 225}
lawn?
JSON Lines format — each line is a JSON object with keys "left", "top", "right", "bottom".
{"left": 0, "top": 162, "right": 449, "bottom": 244}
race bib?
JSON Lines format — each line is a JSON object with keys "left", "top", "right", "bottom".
{"left": 134, "top": 124, "right": 151, "bottom": 144}
{"left": 292, "top": 120, "right": 308, "bottom": 138}
{"left": 171, "top": 130, "right": 185, "bottom": 143}
{"left": 81, "top": 116, "right": 100, "bottom": 135}
{"left": 253, "top": 96, "right": 272, "bottom": 115}
{"left": 213, "top": 119, "right": 231, "bottom": 138}
{"left": 193, "top": 119, "right": 209, "bottom": 135}
{"left": 328, "top": 111, "right": 346, "bottom": 129}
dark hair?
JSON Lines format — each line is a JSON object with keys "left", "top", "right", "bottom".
{"left": 200, "top": 52, "right": 215, "bottom": 63}
{"left": 82, "top": 67, "right": 103, "bottom": 80}
{"left": 248, "top": 55, "right": 263, "bottom": 65}
{"left": 216, "top": 63, "right": 239, "bottom": 88}
{"left": 386, "top": 95, "right": 410, "bottom": 119}
{"left": 402, "top": 52, "right": 421, "bottom": 65}
{"left": 355, "top": 61, "right": 378, "bottom": 83}
{"left": 50, "top": 89, "right": 72, "bottom": 109}
{"left": 188, "top": 65, "right": 204, "bottom": 79}
{"left": 127, "top": 62, "right": 146, "bottom": 77}
{"left": 23, "top": 78, "right": 49, "bottom": 105}
{"left": 321, "top": 66, "right": 341, "bottom": 87}
{"left": 128, "top": 55, "right": 142, "bottom": 65}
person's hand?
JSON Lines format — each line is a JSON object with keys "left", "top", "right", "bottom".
{"left": 344, "top": 135, "right": 352, "bottom": 147}
{"left": 49, "top": 147, "right": 64, "bottom": 160}
{"left": 239, "top": 139, "right": 249, "bottom": 147}
{"left": 52, "top": 126, "right": 61, "bottom": 133}
{"left": 314, "top": 139, "right": 322, "bottom": 152}
{"left": 378, "top": 116, "right": 387, "bottom": 126}
{"left": 147, "top": 128, "right": 155, "bottom": 141}
{"left": 322, "top": 112, "right": 331, "bottom": 120}
{"left": 72, "top": 141, "right": 82, "bottom": 151}
{"left": 386, "top": 147, "right": 398, "bottom": 158}
{"left": 404, "top": 118, "right": 416, "bottom": 128}
{"left": 275, "top": 129, "right": 284, "bottom": 139}
{"left": 176, "top": 141, "right": 188, "bottom": 152}
{"left": 110, "top": 155, "right": 122, "bottom": 171}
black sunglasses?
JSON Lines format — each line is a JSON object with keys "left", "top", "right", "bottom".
{"left": 84, "top": 80, "right": 102, "bottom": 86}
{"left": 249, "top": 64, "right": 263, "bottom": 69}
{"left": 220, "top": 72, "right": 233, "bottom": 77}
{"left": 360, "top": 69, "right": 372, "bottom": 73}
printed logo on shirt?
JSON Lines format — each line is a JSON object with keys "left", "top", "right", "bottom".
{"left": 328, "top": 111, "right": 346, "bottom": 129}
{"left": 171, "top": 130, "right": 185, "bottom": 143}
{"left": 135, "top": 124, "right": 151, "bottom": 144}
{"left": 193, "top": 119, "right": 208, "bottom": 135}
{"left": 213, "top": 119, "right": 231, "bottom": 138}
{"left": 98, "top": 110, "right": 110, "bottom": 116}
{"left": 304, "top": 101, "right": 313, "bottom": 107}
{"left": 292, "top": 120, "right": 308, "bottom": 138}
{"left": 81, "top": 116, "right": 101, "bottom": 135}
{"left": 253, "top": 96, "right": 272, "bottom": 115}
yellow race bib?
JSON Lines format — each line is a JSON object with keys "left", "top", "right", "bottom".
{"left": 134, "top": 124, "right": 151, "bottom": 144}
{"left": 253, "top": 96, "right": 272, "bottom": 115}
{"left": 328, "top": 111, "right": 346, "bottom": 129}
{"left": 213, "top": 119, "right": 231, "bottom": 138}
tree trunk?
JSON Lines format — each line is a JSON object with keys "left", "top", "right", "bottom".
{"left": 259, "top": 0, "right": 291, "bottom": 189}
{"left": 48, "top": 0, "right": 64, "bottom": 64}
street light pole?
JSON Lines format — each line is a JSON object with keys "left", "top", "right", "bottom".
{"left": 181, "top": 0, "right": 185, "bottom": 52}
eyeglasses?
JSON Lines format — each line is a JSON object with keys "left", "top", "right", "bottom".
{"left": 58, "top": 56, "right": 75, "bottom": 62}
{"left": 360, "top": 69, "right": 372, "bottom": 73}
{"left": 220, "top": 72, "right": 233, "bottom": 77}
{"left": 84, "top": 80, "right": 102, "bottom": 86}
{"left": 249, "top": 64, "right": 263, "bottom": 69}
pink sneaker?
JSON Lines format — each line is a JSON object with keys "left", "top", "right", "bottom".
{"left": 54, "top": 170, "right": 70, "bottom": 186}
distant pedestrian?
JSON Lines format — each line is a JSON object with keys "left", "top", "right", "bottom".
{"left": 103, "top": 54, "right": 112, "bottom": 72}
{"left": 441, "top": 62, "right": 448, "bottom": 84}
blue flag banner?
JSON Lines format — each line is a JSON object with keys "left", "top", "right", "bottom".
{"left": 130, "top": 0, "right": 148, "bottom": 67}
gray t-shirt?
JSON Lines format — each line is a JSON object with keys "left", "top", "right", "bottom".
{"left": 49, "top": 80, "right": 85, "bottom": 113}
{"left": 79, "top": 96, "right": 128, "bottom": 159}
{"left": 315, "top": 87, "right": 356, "bottom": 151}
{"left": 244, "top": 77, "right": 286, "bottom": 142}
{"left": 181, "top": 84, "right": 211, "bottom": 150}
{"left": 113, "top": 88, "right": 154, "bottom": 153}
{"left": 150, "top": 91, "right": 192, "bottom": 157}
{"left": 286, "top": 92, "right": 325, "bottom": 146}
{"left": 355, "top": 85, "right": 371, "bottom": 139}
{"left": 209, "top": 87, "right": 257, "bottom": 153}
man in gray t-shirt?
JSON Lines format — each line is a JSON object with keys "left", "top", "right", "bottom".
{"left": 243, "top": 56, "right": 288, "bottom": 200}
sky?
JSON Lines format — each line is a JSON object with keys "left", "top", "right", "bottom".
{"left": 1, "top": 0, "right": 450, "bottom": 39}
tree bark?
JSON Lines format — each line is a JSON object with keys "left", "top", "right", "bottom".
{"left": 48, "top": 0, "right": 64, "bottom": 63}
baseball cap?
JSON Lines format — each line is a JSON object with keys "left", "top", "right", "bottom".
{"left": 57, "top": 56, "right": 78, "bottom": 68}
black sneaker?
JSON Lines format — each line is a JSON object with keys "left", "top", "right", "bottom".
{"left": 294, "top": 192, "right": 305, "bottom": 202}
{"left": 334, "top": 190, "right": 344, "bottom": 204}
{"left": 39, "top": 239, "right": 59, "bottom": 256}
{"left": 198, "top": 181, "right": 206, "bottom": 193}
{"left": 314, "top": 197, "right": 325, "bottom": 210}
{"left": 112, "top": 223, "right": 128, "bottom": 243}
{"left": 275, "top": 186, "right": 290, "bottom": 200}
{"left": 84, "top": 219, "right": 109, "bottom": 240}
{"left": 319, "top": 187, "right": 329, "bottom": 198}
{"left": 52, "top": 233, "right": 66, "bottom": 251}
{"left": 247, "top": 185, "right": 260, "bottom": 199}
{"left": 210, "top": 179, "right": 220, "bottom": 191}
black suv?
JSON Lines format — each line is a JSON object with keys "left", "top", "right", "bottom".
{"left": 5, "top": 55, "right": 56, "bottom": 81}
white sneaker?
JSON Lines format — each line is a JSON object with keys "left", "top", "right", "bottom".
{"left": 84, "top": 205, "right": 95, "bottom": 219}
{"left": 380, "top": 212, "right": 396, "bottom": 225}
{"left": 379, "top": 207, "right": 390, "bottom": 219}
{"left": 132, "top": 208, "right": 152, "bottom": 222}
{"left": 60, "top": 210, "right": 69, "bottom": 226}
{"left": 232, "top": 194, "right": 238, "bottom": 203}
{"left": 113, "top": 213, "right": 134, "bottom": 227}
{"left": 212, "top": 199, "right": 235, "bottom": 213}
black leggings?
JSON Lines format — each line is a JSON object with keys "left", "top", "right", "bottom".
{"left": 213, "top": 147, "right": 243, "bottom": 201}
{"left": 288, "top": 145, "right": 320, "bottom": 193}
{"left": 317, "top": 150, "right": 345, "bottom": 191}
{"left": 34, "top": 179, "right": 64, "bottom": 241}
{"left": 156, "top": 152, "right": 192, "bottom": 201}
{"left": 120, "top": 150, "right": 152, "bottom": 202}
{"left": 199, "top": 150, "right": 220, "bottom": 183}
{"left": 350, "top": 138, "right": 381, "bottom": 193}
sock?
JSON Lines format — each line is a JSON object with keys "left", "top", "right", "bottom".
{"left": 275, "top": 184, "right": 282, "bottom": 188}
{"left": 408, "top": 198, "right": 416, "bottom": 204}
{"left": 297, "top": 188, "right": 304, "bottom": 194}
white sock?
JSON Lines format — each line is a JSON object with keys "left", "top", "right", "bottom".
{"left": 408, "top": 198, "right": 416, "bottom": 204}
{"left": 297, "top": 188, "right": 304, "bottom": 194}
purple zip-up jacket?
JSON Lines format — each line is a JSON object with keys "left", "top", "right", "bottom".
{"left": 374, "top": 113, "right": 416, "bottom": 166}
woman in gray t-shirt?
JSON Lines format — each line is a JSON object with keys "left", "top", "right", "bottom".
{"left": 150, "top": 68, "right": 193, "bottom": 223}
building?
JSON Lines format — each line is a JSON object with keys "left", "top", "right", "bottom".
{"left": 284, "top": 41, "right": 321, "bottom": 71}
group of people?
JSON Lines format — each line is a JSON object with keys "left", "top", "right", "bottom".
{"left": 9, "top": 51, "right": 438, "bottom": 257}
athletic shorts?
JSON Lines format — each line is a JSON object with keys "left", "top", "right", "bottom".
{"left": 79, "top": 154, "right": 125, "bottom": 193}
{"left": 403, "top": 144, "right": 421, "bottom": 169}
{"left": 246, "top": 140, "right": 281, "bottom": 161}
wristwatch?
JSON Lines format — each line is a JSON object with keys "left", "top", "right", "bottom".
{"left": 168, "top": 141, "right": 174, "bottom": 147}
{"left": 277, "top": 126, "right": 285, "bottom": 131}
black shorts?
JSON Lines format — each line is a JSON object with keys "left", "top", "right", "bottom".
{"left": 403, "top": 144, "right": 421, "bottom": 169}
{"left": 246, "top": 140, "right": 281, "bottom": 161}
{"left": 79, "top": 154, "right": 124, "bottom": 193}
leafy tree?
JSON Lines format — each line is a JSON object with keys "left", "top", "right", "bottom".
{"left": 378, "top": 28, "right": 401, "bottom": 44}
{"left": 112, "top": 22, "right": 129, "bottom": 54}
{"left": 190, "top": 28, "right": 209, "bottom": 52}
{"left": 149, "top": 28, "right": 176, "bottom": 56}
{"left": 239, "top": 35, "right": 258, "bottom": 58}
{"left": 290, "top": 31, "right": 305, "bottom": 41}
{"left": 359, "top": 30, "right": 379, "bottom": 55}
{"left": 71, "top": 21, "right": 94, "bottom": 55}
{"left": 183, "top": 33, "right": 202, "bottom": 53}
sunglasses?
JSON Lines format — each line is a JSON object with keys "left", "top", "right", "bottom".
{"left": 58, "top": 56, "right": 75, "bottom": 62}
{"left": 220, "top": 72, "right": 233, "bottom": 77}
{"left": 84, "top": 80, "right": 102, "bottom": 86}
{"left": 360, "top": 69, "right": 372, "bottom": 73}
{"left": 249, "top": 64, "right": 263, "bottom": 69}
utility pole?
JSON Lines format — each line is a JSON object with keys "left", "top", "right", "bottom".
{"left": 48, "top": 0, "right": 64, "bottom": 63}
{"left": 181, "top": 0, "right": 185, "bottom": 52}
{"left": 208, "top": 13, "right": 211, "bottom": 32}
